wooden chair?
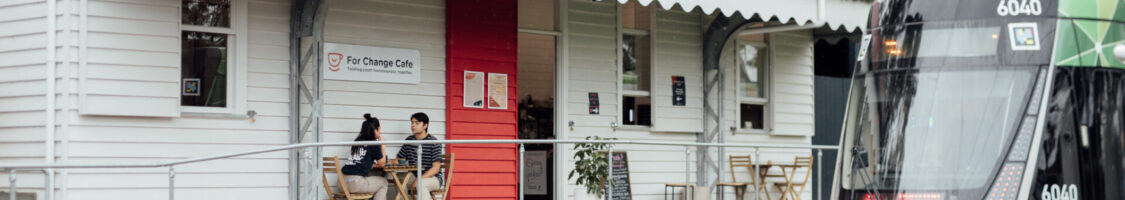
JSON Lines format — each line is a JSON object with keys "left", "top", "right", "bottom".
{"left": 774, "top": 156, "right": 814, "bottom": 200}
{"left": 408, "top": 153, "right": 455, "bottom": 200}
{"left": 717, "top": 155, "right": 751, "bottom": 200}
{"left": 322, "top": 156, "right": 375, "bottom": 200}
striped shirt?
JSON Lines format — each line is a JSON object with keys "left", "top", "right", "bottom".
{"left": 396, "top": 134, "right": 444, "bottom": 182}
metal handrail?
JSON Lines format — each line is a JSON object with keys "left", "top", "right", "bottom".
{"left": 1, "top": 139, "right": 839, "bottom": 200}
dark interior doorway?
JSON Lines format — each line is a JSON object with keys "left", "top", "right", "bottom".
{"left": 518, "top": 32, "right": 557, "bottom": 200}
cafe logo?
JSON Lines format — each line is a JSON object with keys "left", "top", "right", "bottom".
{"left": 327, "top": 52, "right": 343, "bottom": 72}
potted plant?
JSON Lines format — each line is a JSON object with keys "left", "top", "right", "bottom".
{"left": 568, "top": 136, "right": 616, "bottom": 200}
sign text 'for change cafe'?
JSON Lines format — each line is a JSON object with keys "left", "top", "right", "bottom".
{"left": 323, "top": 43, "right": 421, "bottom": 84}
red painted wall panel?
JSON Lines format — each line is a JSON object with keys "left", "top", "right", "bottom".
{"left": 445, "top": 0, "right": 519, "bottom": 199}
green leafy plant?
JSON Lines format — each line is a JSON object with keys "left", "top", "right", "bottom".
{"left": 568, "top": 136, "right": 617, "bottom": 198}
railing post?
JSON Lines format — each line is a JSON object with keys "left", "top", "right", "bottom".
{"left": 417, "top": 143, "right": 423, "bottom": 200}
{"left": 42, "top": 169, "right": 49, "bottom": 200}
{"left": 519, "top": 144, "right": 525, "bottom": 200}
{"left": 606, "top": 145, "right": 613, "bottom": 200}
{"left": 816, "top": 149, "right": 823, "bottom": 200}
{"left": 9, "top": 169, "right": 15, "bottom": 200}
{"left": 753, "top": 148, "right": 760, "bottom": 200}
{"left": 168, "top": 166, "right": 175, "bottom": 200}
{"left": 684, "top": 146, "right": 690, "bottom": 200}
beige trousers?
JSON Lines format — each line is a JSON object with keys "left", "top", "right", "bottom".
{"left": 343, "top": 175, "right": 388, "bottom": 200}
{"left": 404, "top": 173, "right": 442, "bottom": 200}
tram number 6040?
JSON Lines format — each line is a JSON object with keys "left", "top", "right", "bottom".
{"left": 1041, "top": 184, "right": 1078, "bottom": 200}
{"left": 997, "top": 0, "right": 1043, "bottom": 16}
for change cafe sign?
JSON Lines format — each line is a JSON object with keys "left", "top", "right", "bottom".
{"left": 323, "top": 43, "right": 421, "bottom": 84}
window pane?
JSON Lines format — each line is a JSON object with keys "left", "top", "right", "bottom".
{"left": 739, "top": 42, "right": 767, "bottom": 98}
{"left": 623, "top": 96, "right": 651, "bottom": 126}
{"left": 622, "top": 35, "right": 639, "bottom": 90}
{"left": 182, "top": 0, "right": 231, "bottom": 27}
{"left": 740, "top": 104, "right": 764, "bottom": 129}
{"left": 181, "top": 31, "right": 228, "bottom": 107}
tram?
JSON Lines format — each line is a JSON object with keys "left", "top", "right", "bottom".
{"left": 833, "top": 0, "right": 1125, "bottom": 199}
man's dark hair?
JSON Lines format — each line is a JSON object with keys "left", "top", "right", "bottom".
{"left": 411, "top": 112, "right": 429, "bottom": 132}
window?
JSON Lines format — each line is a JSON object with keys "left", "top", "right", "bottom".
{"left": 180, "top": 0, "right": 245, "bottom": 114}
{"left": 737, "top": 33, "right": 770, "bottom": 132}
{"left": 620, "top": 1, "right": 651, "bottom": 126}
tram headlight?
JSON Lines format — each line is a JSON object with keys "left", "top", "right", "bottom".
{"left": 985, "top": 163, "right": 1025, "bottom": 200}
{"left": 1114, "top": 44, "right": 1125, "bottom": 64}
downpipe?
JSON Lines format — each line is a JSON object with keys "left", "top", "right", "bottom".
{"left": 45, "top": 0, "right": 59, "bottom": 199}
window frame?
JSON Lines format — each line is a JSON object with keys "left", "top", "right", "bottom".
{"left": 178, "top": 0, "right": 249, "bottom": 115}
{"left": 617, "top": 2, "right": 653, "bottom": 128}
{"left": 735, "top": 35, "right": 772, "bottom": 134}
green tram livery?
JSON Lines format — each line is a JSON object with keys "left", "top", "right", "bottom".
{"left": 834, "top": 0, "right": 1125, "bottom": 199}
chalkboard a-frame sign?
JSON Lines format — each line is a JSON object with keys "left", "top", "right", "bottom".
{"left": 603, "top": 152, "right": 632, "bottom": 200}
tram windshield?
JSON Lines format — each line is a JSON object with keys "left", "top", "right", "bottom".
{"left": 839, "top": 66, "right": 1038, "bottom": 198}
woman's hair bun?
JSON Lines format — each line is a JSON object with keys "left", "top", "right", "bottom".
{"left": 363, "top": 113, "right": 372, "bottom": 120}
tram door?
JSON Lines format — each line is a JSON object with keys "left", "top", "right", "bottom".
{"left": 1034, "top": 66, "right": 1125, "bottom": 200}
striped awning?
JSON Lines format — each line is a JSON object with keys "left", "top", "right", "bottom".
{"left": 619, "top": 0, "right": 871, "bottom": 32}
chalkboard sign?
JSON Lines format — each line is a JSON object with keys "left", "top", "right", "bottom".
{"left": 604, "top": 152, "right": 632, "bottom": 200}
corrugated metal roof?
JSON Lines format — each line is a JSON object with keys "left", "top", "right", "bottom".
{"left": 619, "top": 0, "right": 871, "bottom": 32}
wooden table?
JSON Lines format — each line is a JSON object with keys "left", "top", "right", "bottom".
{"left": 382, "top": 165, "right": 419, "bottom": 200}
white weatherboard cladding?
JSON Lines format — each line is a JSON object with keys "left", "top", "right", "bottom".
{"left": 716, "top": 29, "right": 817, "bottom": 199}
{"left": 319, "top": 0, "right": 447, "bottom": 191}
{"left": 564, "top": 1, "right": 817, "bottom": 199}
{"left": 0, "top": 0, "right": 295, "bottom": 199}
{"left": 79, "top": 0, "right": 180, "bottom": 117}
{"left": 651, "top": 7, "right": 704, "bottom": 133}
{"left": 0, "top": 0, "right": 50, "bottom": 195}
{"left": 322, "top": 43, "right": 422, "bottom": 84}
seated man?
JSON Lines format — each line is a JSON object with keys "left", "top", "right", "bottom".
{"left": 390, "top": 112, "right": 443, "bottom": 200}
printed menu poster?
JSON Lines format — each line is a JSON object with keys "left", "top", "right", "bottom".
{"left": 488, "top": 73, "right": 508, "bottom": 109}
{"left": 589, "top": 92, "right": 600, "bottom": 114}
{"left": 463, "top": 71, "right": 485, "bottom": 108}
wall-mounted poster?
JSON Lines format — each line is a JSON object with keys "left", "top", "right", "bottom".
{"left": 463, "top": 71, "right": 485, "bottom": 108}
{"left": 589, "top": 92, "right": 600, "bottom": 114}
{"left": 524, "top": 151, "right": 549, "bottom": 195}
{"left": 671, "top": 76, "right": 686, "bottom": 106}
{"left": 488, "top": 73, "right": 508, "bottom": 109}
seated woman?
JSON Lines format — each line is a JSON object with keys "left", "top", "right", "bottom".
{"left": 340, "top": 114, "right": 389, "bottom": 199}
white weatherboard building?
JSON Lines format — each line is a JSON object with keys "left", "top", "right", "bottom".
{"left": 0, "top": 0, "right": 868, "bottom": 200}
